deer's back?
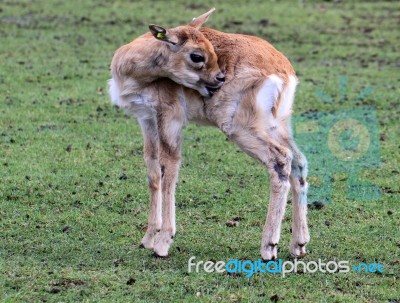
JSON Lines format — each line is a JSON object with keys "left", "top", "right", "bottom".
{"left": 201, "top": 28, "right": 295, "bottom": 83}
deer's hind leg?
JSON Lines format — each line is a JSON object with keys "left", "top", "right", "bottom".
{"left": 229, "top": 127, "right": 292, "bottom": 260}
{"left": 288, "top": 137, "right": 310, "bottom": 258}
{"left": 223, "top": 78, "right": 296, "bottom": 260}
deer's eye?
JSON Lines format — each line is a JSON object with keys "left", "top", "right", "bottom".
{"left": 190, "top": 54, "right": 205, "bottom": 63}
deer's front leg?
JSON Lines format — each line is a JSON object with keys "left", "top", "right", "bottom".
{"left": 139, "top": 118, "right": 162, "bottom": 249}
{"left": 153, "top": 115, "right": 183, "bottom": 257}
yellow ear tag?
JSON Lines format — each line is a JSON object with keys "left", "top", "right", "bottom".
{"left": 156, "top": 33, "right": 166, "bottom": 39}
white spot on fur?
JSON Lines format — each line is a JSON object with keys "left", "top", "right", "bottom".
{"left": 108, "top": 78, "right": 124, "bottom": 107}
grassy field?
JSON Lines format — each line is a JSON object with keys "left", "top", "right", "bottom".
{"left": 1, "top": 0, "right": 399, "bottom": 302}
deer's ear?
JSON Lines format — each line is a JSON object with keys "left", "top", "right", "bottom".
{"left": 188, "top": 8, "right": 215, "bottom": 29}
{"left": 149, "top": 24, "right": 178, "bottom": 45}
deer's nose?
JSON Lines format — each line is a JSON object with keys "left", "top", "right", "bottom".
{"left": 216, "top": 73, "right": 225, "bottom": 82}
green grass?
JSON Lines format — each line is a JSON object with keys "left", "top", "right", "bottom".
{"left": 1, "top": 0, "right": 399, "bottom": 302}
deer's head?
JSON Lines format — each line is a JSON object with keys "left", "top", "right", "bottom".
{"left": 149, "top": 8, "right": 224, "bottom": 97}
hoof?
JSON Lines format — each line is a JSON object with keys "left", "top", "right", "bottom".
{"left": 140, "top": 237, "right": 155, "bottom": 250}
{"left": 153, "top": 252, "right": 169, "bottom": 258}
{"left": 153, "top": 231, "right": 173, "bottom": 257}
{"left": 290, "top": 241, "right": 307, "bottom": 258}
{"left": 140, "top": 226, "right": 161, "bottom": 249}
{"left": 261, "top": 243, "right": 278, "bottom": 261}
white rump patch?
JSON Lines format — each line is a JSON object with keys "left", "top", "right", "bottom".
{"left": 256, "top": 74, "right": 284, "bottom": 115}
{"left": 277, "top": 75, "right": 298, "bottom": 119}
{"left": 256, "top": 75, "right": 284, "bottom": 130}
{"left": 256, "top": 74, "right": 298, "bottom": 121}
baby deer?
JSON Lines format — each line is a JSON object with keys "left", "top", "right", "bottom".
{"left": 109, "top": 9, "right": 309, "bottom": 260}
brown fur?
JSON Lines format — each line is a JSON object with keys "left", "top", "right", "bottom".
{"left": 109, "top": 9, "right": 309, "bottom": 259}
